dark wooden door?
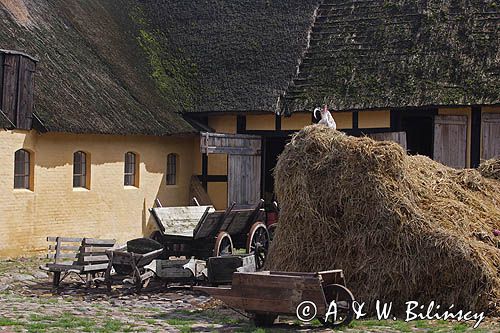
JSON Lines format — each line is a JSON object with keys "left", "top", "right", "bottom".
{"left": 433, "top": 115, "right": 467, "bottom": 168}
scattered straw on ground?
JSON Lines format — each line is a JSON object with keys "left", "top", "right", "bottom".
{"left": 266, "top": 125, "right": 500, "bottom": 315}
{"left": 478, "top": 158, "right": 500, "bottom": 181}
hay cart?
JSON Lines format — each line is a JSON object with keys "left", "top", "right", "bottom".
{"left": 149, "top": 200, "right": 270, "bottom": 268}
{"left": 194, "top": 270, "right": 355, "bottom": 328}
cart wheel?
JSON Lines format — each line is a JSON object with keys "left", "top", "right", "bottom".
{"left": 252, "top": 313, "right": 277, "bottom": 327}
{"left": 214, "top": 231, "right": 233, "bottom": 256}
{"left": 246, "top": 222, "right": 270, "bottom": 269}
{"left": 319, "top": 284, "right": 355, "bottom": 328}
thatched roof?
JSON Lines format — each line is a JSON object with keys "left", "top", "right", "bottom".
{"left": 282, "top": 0, "right": 500, "bottom": 114}
{"left": 0, "top": 0, "right": 194, "bottom": 135}
{"left": 140, "top": 0, "right": 320, "bottom": 113}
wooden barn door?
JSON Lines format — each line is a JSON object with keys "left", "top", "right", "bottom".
{"left": 433, "top": 115, "right": 467, "bottom": 168}
{"left": 481, "top": 113, "right": 500, "bottom": 160}
{"left": 201, "top": 132, "right": 262, "bottom": 206}
{"left": 228, "top": 154, "right": 261, "bottom": 206}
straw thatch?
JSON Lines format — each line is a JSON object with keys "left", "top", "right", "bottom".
{"left": 478, "top": 158, "right": 500, "bottom": 181}
{"left": 266, "top": 125, "right": 500, "bottom": 314}
{"left": 282, "top": 0, "right": 500, "bottom": 114}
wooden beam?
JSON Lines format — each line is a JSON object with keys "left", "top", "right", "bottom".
{"left": 471, "top": 106, "right": 481, "bottom": 168}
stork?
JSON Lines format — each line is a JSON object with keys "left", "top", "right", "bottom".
{"left": 313, "top": 105, "right": 336, "bottom": 130}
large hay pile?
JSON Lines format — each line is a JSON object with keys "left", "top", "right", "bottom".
{"left": 266, "top": 125, "right": 500, "bottom": 314}
{"left": 479, "top": 158, "right": 500, "bottom": 181}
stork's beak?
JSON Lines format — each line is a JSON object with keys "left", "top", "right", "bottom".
{"left": 313, "top": 107, "right": 321, "bottom": 119}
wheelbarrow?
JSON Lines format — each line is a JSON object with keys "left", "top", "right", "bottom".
{"left": 194, "top": 269, "right": 355, "bottom": 327}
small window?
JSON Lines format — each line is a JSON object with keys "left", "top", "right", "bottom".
{"left": 14, "top": 149, "right": 31, "bottom": 189}
{"left": 166, "top": 153, "right": 177, "bottom": 185}
{"left": 73, "top": 151, "right": 88, "bottom": 188}
{"left": 124, "top": 152, "right": 138, "bottom": 186}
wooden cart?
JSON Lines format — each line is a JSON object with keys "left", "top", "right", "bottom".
{"left": 104, "top": 238, "right": 163, "bottom": 291}
{"left": 194, "top": 270, "right": 355, "bottom": 328}
{"left": 149, "top": 200, "right": 270, "bottom": 268}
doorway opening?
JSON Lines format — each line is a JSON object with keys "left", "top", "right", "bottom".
{"left": 398, "top": 112, "right": 435, "bottom": 158}
{"left": 262, "top": 136, "right": 288, "bottom": 202}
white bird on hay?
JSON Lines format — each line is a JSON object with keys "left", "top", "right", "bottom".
{"left": 313, "top": 105, "right": 337, "bottom": 130}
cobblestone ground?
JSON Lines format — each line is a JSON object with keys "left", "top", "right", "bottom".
{"left": 0, "top": 258, "right": 498, "bottom": 333}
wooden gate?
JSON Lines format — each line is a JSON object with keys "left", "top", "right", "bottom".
{"left": 433, "top": 115, "right": 467, "bottom": 168}
{"left": 201, "top": 132, "right": 261, "bottom": 206}
{"left": 481, "top": 113, "right": 500, "bottom": 160}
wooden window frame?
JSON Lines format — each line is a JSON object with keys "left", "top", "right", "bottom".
{"left": 124, "top": 152, "right": 139, "bottom": 187}
{"left": 73, "top": 151, "right": 89, "bottom": 189}
{"left": 166, "top": 153, "right": 178, "bottom": 185}
{"left": 14, "top": 149, "right": 32, "bottom": 190}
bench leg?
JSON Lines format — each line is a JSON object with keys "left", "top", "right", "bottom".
{"left": 105, "top": 253, "right": 113, "bottom": 292}
{"left": 52, "top": 271, "right": 61, "bottom": 289}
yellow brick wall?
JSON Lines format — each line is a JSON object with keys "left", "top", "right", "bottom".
{"left": 0, "top": 130, "right": 195, "bottom": 257}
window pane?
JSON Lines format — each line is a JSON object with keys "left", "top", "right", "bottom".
{"left": 73, "top": 152, "right": 87, "bottom": 188}
{"left": 14, "top": 150, "right": 30, "bottom": 189}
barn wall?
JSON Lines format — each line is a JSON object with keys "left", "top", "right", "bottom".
{"left": 246, "top": 114, "right": 275, "bottom": 130}
{"left": 358, "top": 110, "right": 390, "bottom": 128}
{"left": 0, "top": 129, "right": 194, "bottom": 257}
{"left": 281, "top": 112, "right": 310, "bottom": 130}
{"left": 438, "top": 107, "right": 471, "bottom": 167}
{"left": 332, "top": 112, "right": 353, "bottom": 129}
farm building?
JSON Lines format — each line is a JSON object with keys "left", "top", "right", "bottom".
{"left": 0, "top": 0, "right": 498, "bottom": 256}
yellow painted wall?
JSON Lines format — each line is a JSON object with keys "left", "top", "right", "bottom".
{"left": 246, "top": 114, "right": 275, "bottom": 131}
{"left": 281, "top": 113, "right": 311, "bottom": 130}
{"left": 207, "top": 182, "right": 228, "bottom": 210}
{"left": 208, "top": 115, "right": 236, "bottom": 134}
{"left": 0, "top": 129, "right": 195, "bottom": 257}
{"left": 438, "top": 107, "right": 471, "bottom": 168}
{"left": 333, "top": 112, "right": 353, "bottom": 129}
{"left": 358, "top": 110, "right": 390, "bottom": 128}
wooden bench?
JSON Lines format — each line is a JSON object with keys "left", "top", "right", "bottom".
{"left": 40, "top": 237, "right": 116, "bottom": 288}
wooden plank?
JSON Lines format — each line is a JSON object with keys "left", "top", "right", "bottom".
{"left": 189, "top": 176, "right": 212, "bottom": 205}
{"left": 82, "top": 263, "right": 109, "bottom": 272}
{"left": 47, "top": 237, "right": 83, "bottom": 243}
{"left": 368, "top": 131, "right": 407, "bottom": 150}
{"left": 82, "top": 246, "right": 114, "bottom": 253}
{"left": 151, "top": 206, "right": 215, "bottom": 237}
{"left": 2, "top": 54, "right": 19, "bottom": 124}
{"left": 481, "top": 113, "right": 500, "bottom": 160}
{"left": 49, "top": 245, "right": 80, "bottom": 251}
{"left": 47, "top": 253, "right": 78, "bottom": 259}
{"left": 16, "top": 56, "right": 35, "bottom": 130}
{"left": 83, "top": 238, "right": 115, "bottom": 246}
{"left": 433, "top": 115, "right": 467, "bottom": 168}
{"left": 82, "top": 255, "right": 109, "bottom": 262}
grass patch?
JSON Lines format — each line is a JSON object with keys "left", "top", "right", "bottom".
{"left": 0, "top": 317, "right": 21, "bottom": 326}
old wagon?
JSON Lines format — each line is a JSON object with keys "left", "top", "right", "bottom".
{"left": 149, "top": 200, "right": 270, "bottom": 268}
{"left": 194, "top": 270, "right": 355, "bottom": 328}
